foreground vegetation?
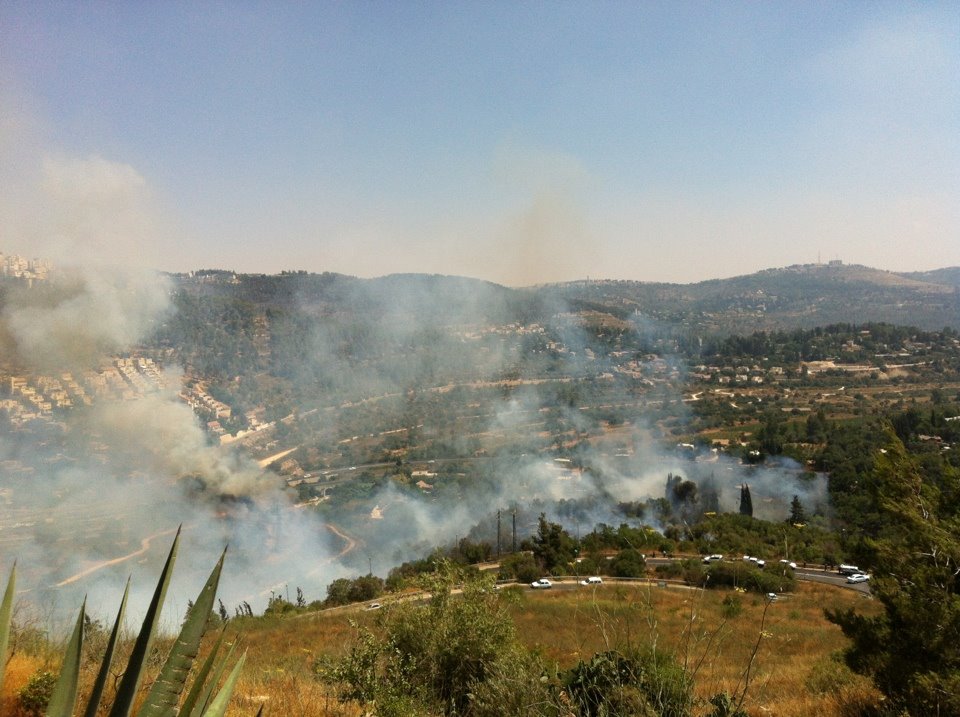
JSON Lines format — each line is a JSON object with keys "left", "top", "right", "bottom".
{"left": 1, "top": 559, "right": 881, "bottom": 717}
{"left": 0, "top": 533, "right": 249, "bottom": 717}
{"left": 218, "top": 577, "right": 881, "bottom": 716}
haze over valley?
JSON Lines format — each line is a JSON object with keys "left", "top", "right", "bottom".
{"left": 1, "top": 253, "right": 958, "bottom": 617}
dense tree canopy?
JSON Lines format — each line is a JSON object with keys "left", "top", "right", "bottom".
{"left": 827, "top": 428, "right": 960, "bottom": 715}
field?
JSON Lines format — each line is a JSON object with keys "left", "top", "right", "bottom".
{"left": 216, "top": 581, "right": 878, "bottom": 716}
{"left": 506, "top": 581, "right": 882, "bottom": 716}
{"left": 0, "top": 580, "right": 884, "bottom": 716}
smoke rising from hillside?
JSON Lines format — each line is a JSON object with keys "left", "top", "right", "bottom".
{"left": 0, "top": 153, "right": 346, "bottom": 620}
{"left": 289, "top": 283, "right": 826, "bottom": 575}
{"left": 1, "top": 152, "right": 826, "bottom": 625}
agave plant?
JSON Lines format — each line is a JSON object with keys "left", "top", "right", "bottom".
{"left": 0, "top": 529, "right": 256, "bottom": 716}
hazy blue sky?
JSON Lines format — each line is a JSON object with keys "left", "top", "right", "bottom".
{"left": 1, "top": 2, "right": 957, "bottom": 285}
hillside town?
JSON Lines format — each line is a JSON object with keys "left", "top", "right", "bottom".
{"left": 0, "top": 252, "right": 51, "bottom": 285}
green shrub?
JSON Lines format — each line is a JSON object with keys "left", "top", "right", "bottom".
{"left": 806, "top": 653, "right": 858, "bottom": 696}
{"left": 498, "top": 552, "right": 540, "bottom": 583}
{"left": 654, "top": 561, "right": 688, "bottom": 579}
{"left": 319, "top": 567, "right": 519, "bottom": 716}
{"left": 565, "top": 648, "right": 692, "bottom": 717}
{"left": 704, "top": 562, "right": 795, "bottom": 593}
{"left": 452, "top": 647, "right": 561, "bottom": 717}
{"left": 608, "top": 549, "right": 646, "bottom": 578}
{"left": 17, "top": 670, "right": 56, "bottom": 716}
{"left": 720, "top": 594, "right": 743, "bottom": 619}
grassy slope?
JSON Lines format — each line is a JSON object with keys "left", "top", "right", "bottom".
{"left": 225, "top": 580, "right": 880, "bottom": 717}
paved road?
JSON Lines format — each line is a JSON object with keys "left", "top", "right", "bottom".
{"left": 643, "top": 556, "right": 870, "bottom": 594}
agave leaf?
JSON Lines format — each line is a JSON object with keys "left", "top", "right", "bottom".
{"left": 199, "top": 651, "right": 246, "bottom": 717}
{"left": 178, "top": 629, "right": 225, "bottom": 717}
{"left": 0, "top": 562, "right": 15, "bottom": 691}
{"left": 45, "top": 598, "right": 85, "bottom": 717}
{"left": 189, "top": 638, "right": 238, "bottom": 717}
{"left": 83, "top": 577, "right": 130, "bottom": 717}
{"left": 108, "top": 527, "right": 181, "bottom": 717}
{"left": 137, "top": 547, "right": 227, "bottom": 717}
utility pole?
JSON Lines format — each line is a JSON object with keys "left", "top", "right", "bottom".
{"left": 497, "top": 510, "right": 502, "bottom": 558}
{"left": 512, "top": 511, "right": 517, "bottom": 553}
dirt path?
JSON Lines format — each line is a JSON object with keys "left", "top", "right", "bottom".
{"left": 54, "top": 526, "right": 181, "bottom": 587}
{"left": 304, "top": 523, "right": 359, "bottom": 581}
{"left": 258, "top": 447, "right": 298, "bottom": 467}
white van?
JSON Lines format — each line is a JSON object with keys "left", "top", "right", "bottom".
{"left": 838, "top": 564, "right": 861, "bottom": 576}
{"left": 579, "top": 576, "right": 603, "bottom": 586}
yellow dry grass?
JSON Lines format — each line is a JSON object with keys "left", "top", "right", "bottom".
{"left": 2, "top": 653, "right": 50, "bottom": 717}
{"left": 2, "top": 581, "right": 882, "bottom": 716}
{"left": 507, "top": 580, "right": 882, "bottom": 717}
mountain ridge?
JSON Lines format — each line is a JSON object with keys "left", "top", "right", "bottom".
{"left": 165, "top": 261, "right": 960, "bottom": 334}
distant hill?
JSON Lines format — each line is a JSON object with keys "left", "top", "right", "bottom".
{"left": 538, "top": 263, "right": 960, "bottom": 334}
{"left": 166, "top": 262, "right": 960, "bottom": 336}
{"left": 898, "top": 267, "right": 960, "bottom": 289}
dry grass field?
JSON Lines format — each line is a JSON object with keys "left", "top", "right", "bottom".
{"left": 225, "top": 580, "right": 880, "bottom": 716}
{"left": 505, "top": 581, "right": 882, "bottom": 716}
{"left": 1, "top": 581, "right": 882, "bottom": 717}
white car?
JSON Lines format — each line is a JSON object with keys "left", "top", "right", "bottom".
{"left": 779, "top": 559, "right": 797, "bottom": 569}
{"left": 530, "top": 578, "right": 553, "bottom": 589}
{"left": 846, "top": 573, "right": 870, "bottom": 584}
{"left": 579, "top": 576, "right": 603, "bottom": 586}
{"left": 702, "top": 554, "right": 723, "bottom": 564}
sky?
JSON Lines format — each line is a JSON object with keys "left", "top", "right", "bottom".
{"left": 1, "top": 2, "right": 958, "bottom": 286}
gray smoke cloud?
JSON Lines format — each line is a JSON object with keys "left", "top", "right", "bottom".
{"left": 0, "top": 153, "right": 347, "bottom": 623}
{"left": 1, "top": 150, "right": 826, "bottom": 627}
{"left": 294, "top": 283, "right": 826, "bottom": 578}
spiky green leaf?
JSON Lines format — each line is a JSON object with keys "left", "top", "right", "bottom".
{"left": 45, "top": 599, "right": 85, "bottom": 717}
{"left": 179, "top": 629, "right": 225, "bottom": 717}
{"left": 108, "top": 527, "right": 181, "bottom": 717}
{"left": 0, "top": 562, "right": 15, "bottom": 691}
{"left": 200, "top": 651, "right": 246, "bottom": 717}
{"left": 83, "top": 578, "right": 130, "bottom": 717}
{"left": 137, "top": 547, "right": 227, "bottom": 717}
{"left": 189, "top": 639, "right": 238, "bottom": 717}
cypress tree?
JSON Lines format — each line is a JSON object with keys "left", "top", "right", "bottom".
{"left": 788, "top": 495, "right": 806, "bottom": 524}
{"left": 739, "top": 484, "right": 753, "bottom": 517}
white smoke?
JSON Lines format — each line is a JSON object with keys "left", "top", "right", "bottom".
{"left": 0, "top": 152, "right": 349, "bottom": 621}
{"left": 0, "top": 148, "right": 827, "bottom": 626}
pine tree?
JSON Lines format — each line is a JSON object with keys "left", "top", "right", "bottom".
{"left": 826, "top": 428, "right": 960, "bottom": 714}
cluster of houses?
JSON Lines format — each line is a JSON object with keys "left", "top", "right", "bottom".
{"left": 1, "top": 357, "right": 168, "bottom": 426}
{"left": 179, "top": 383, "right": 233, "bottom": 423}
{"left": 455, "top": 322, "right": 546, "bottom": 341}
{"left": 0, "top": 252, "right": 51, "bottom": 286}
{"left": 689, "top": 364, "right": 784, "bottom": 386}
